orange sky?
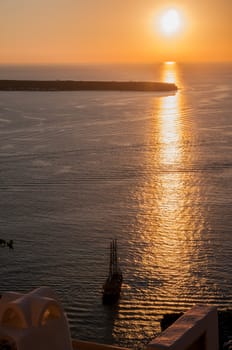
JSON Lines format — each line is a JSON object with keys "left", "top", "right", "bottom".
{"left": 1, "top": 0, "right": 232, "bottom": 64}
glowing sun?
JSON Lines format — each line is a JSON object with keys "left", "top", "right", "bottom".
{"left": 160, "top": 9, "right": 182, "bottom": 35}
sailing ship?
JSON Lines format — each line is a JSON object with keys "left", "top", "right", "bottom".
{"left": 102, "top": 239, "right": 123, "bottom": 304}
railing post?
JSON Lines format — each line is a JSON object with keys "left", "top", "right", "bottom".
{"left": 147, "top": 305, "right": 219, "bottom": 350}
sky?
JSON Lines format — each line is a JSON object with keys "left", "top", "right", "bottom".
{"left": 1, "top": 0, "right": 232, "bottom": 64}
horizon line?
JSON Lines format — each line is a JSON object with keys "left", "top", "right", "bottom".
{"left": 0, "top": 60, "right": 232, "bottom": 66}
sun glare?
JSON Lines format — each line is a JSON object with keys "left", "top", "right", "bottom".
{"left": 160, "top": 9, "right": 182, "bottom": 36}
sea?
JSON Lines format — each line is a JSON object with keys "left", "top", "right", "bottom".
{"left": 0, "top": 62, "right": 231, "bottom": 348}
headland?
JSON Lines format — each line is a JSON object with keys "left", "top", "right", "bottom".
{"left": 0, "top": 80, "right": 178, "bottom": 92}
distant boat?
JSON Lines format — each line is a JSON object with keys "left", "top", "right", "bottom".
{"left": 0, "top": 239, "right": 14, "bottom": 249}
{"left": 102, "top": 239, "right": 123, "bottom": 304}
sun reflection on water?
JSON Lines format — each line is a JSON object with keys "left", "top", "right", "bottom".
{"left": 158, "top": 62, "right": 183, "bottom": 167}
{"left": 114, "top": 62, "right": 208, "bottom": 347}
{"left": 135, "top": 62, "right": 205, "bottom": 300}
{"left": 159, "top": 95, "right": 181, "bottom": 165}
{"left": 151, "top": 62, "right": 192, "bottom": 274}
{"left": 158, "top": 62, "right": 183, "bottom": 216}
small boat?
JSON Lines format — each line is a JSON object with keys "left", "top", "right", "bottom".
{"left": 0, "top": 239, "right": 14, "bottom": 249}
{"left": 102, "top": 239, "right": 123, "bottom": 304}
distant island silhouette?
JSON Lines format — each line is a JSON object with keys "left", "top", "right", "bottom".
{"left": 0, "top": 80, "right": 178, "bottom": 92}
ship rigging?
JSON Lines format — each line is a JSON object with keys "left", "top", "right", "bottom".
{"left": 102, "top": 239, "right": 122, "bottom": 304}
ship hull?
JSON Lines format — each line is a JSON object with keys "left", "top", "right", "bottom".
{"left": 102, "top": 273, "right": 122, "bottom": 304}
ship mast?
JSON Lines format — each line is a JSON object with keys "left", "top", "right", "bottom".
{"left": 103, "top": 239, "right": 123, "bottom": 303}
{"left": 108, "top": 239, "right": 119, "bottom": 278}
{"left": 114, "top": 239, "right": 118, "bottom": 274}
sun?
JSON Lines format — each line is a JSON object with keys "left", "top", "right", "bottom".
{"left": 160, "top": 9, "right": 182, "bottom": 36}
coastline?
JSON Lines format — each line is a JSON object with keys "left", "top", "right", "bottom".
{"left": 0, "top": 80, "right": 178, "bottom": 92}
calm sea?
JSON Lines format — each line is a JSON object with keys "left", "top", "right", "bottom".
{"left": 0, "top": 63, "right": 231, "bottom": 348}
